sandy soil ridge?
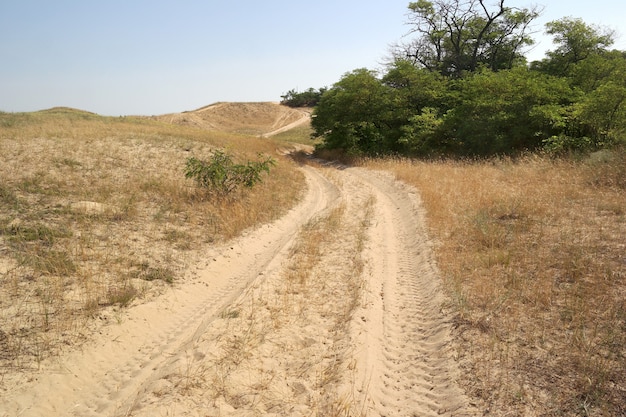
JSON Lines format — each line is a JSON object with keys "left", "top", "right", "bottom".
{"left": 155, "top": 103, "right": 309, "bottom": 136}
{"left": 1, "top": 161, "right": 473, "bottom": 416}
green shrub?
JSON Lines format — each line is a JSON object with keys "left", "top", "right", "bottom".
{"left": 184, "top": 150, "right": 275, "bottom": 196}
{"left": 280, "top": 87, "right": 326, "bottom": 107}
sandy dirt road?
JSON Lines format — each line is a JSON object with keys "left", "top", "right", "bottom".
{"left": 1, "top": 162, "right": 473, "bottom": 417}
{"left": 263, "top": 109, "right": 311, "bottom": 137}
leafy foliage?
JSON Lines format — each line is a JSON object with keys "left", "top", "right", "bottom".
{"left": 442, "top": 68, "right": 576, "bottom": 154}
{"left": 185, "top": 150, "right": 275, "bottom": 196}
{"left": 397, "top": 0, "right": 539, "bottom": 76}
{"left": 532, "top": 17, "right": 615, "bottom": 76}
{"left": 312, "top": 69, "right": 395, "bottom": 156}
{"left": 311, "top": 3, "right": 626, "bottom": 157}
{"left": 280, "top": 88, "right": 327, "bottom": 108}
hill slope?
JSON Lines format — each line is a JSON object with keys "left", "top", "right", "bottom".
{"left": 154, "top": 102, "right": 310, "bottom": 136}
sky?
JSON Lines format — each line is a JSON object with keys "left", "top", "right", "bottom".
{"left": 1, "top": 0, "right": 624, "bottom": 116}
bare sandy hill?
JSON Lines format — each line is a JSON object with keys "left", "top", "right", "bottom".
{"left": 154, "top": 102, "right": 310, "bottom": 136}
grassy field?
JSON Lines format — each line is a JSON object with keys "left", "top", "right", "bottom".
{"left": 367, "top": 151, "right": 626, "bottom": 416}
{"left": 0, "top": 107, "right": 304, "bottom": 372}
{"left": 2, "top": 105, "right": 624, "bottom": 415}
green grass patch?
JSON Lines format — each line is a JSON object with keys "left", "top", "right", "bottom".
{"left": 270, "top": 124, "right": 317, "bottom": 145}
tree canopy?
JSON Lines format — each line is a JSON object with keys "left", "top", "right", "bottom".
{"left": 306, "top": 1, "right": 626, "bottom": 157}
{"left": 532, "top": 17, "right": 616, "bottom": 76}
{"left": 280, "top": 88, "right": 326, "bottom": 108}
{"left": 395, "top": 0, "right": 539, "bottom": 76}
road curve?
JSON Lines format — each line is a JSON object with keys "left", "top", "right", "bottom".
{"left": 346, "top": 167, "right": 473, "bottom": 416}
{"left": 0, "top": 162, "right": 474, "bottom": 417}
{"left": 0, "top": 166, "right": 339, "bottom": 417}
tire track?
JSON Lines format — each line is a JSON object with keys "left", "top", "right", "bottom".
{"left": 1, "top": 162, "right": 474, "bottom": 416}
{"left": 126, "top": 165, "right": 371, "bottom": 416}
{"left": 346, "top": 167, "right": 474, "bottom": 417}
{"left": 0, "top": 166, "right": 339, "bottom": 417}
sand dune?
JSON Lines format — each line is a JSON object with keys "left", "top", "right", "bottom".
{"left": 154, "top": 102, "right": 310, "bottom": 136}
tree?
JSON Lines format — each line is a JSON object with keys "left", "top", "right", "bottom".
{"left": 532, "top": 17, "right": 615, "bottom": 76}
{"left": 382, "top": 59, "right": 448, "bottom": 110}
{"left": 312, "top": 69, "right": 395, "bottom": 155}
{"left": 381, "top": 60, "right": 451, "bottom": 154}
{"left": 396, "top": 0, "right": 539, "bottom": 76}
{"left": 311, "top": 7, "right": 624, "bottom": 158}
{"left": 442, "top": 67, "right": 575, "bottom": 155}
{"left": 398, "top": 107, "right": 446, "bottom": 155}
{"left": 531, "top": 19, "right": 625, "bottom": 149}
{"left": 569, "top": 50, "right": 626, "bottom": 93}
{"left": 280, "top": 87, "right": 327, "bottom": 107}
{"left": 572, "top": 75, "right": 626, "bottom": 146}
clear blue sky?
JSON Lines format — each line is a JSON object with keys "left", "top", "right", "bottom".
{"left": 1, "top": 0, "right": 624, "bottom": 116}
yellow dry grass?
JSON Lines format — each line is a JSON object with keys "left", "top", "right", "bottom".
{"left": 366, "top": 151, "right": 626, "bottom": 416}
{"left": 166, "top": 184, "right": 371, "bottom": 416}
{"left": 155, "top": 102, "right": 306, "bottom": 136}
{"left": 0, "top": 106, "right": 304, "bottom": 373}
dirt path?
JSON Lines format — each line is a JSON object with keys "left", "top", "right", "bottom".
{"left": 155, "top": 102, "right": 308, "bottom": 136}
{"left": 348, "top": 168, "right": 471, "bottom": 416}
{"left": 0, "top": 163, "right": 473, "bottom": 417}
{"left": 263, "top": 109, "right": 311, "bottom": 137}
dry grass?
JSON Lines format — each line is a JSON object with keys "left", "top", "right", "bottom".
{"left": 155, "top": 102, "right": 305, "bottom": 136}
{"left": 366, "top": 150, "right": 626, "bottom": 416}
{"left": 0, "top": 107, "right": 304, "bottom": 374}
{"left": 162, "top": 173, "right": 372, "bottom": 416}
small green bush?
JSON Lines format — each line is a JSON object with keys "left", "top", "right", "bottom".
{"left": 184, "top": 150, "right": 275, "bottom": 196}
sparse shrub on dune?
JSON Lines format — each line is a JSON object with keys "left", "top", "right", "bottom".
{"left": 184, "top": 150, "right": 275, "bottom": 198}
{"left": 0, "top": 106, "right": 303, "bottom": 374}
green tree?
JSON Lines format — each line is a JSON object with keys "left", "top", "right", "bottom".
{"left": 398, "top": 107, "right": 445, "bottom": 155}
{"left": 574, "top": 80, "right": 626, "bottom": 146}
{"left": 311, "top": 9, "right": 624, "bottom": 157}
{"left": 532, "top": 19, "right": 624, "bottom": 150}
{"left": 532, "top": 17, "right": 615, "bottom": 76}
{"left": 397, "top": 0, "right": 539, "bottom": 76}
{"left": 312, "top": 69, "right": 396, "bottom": 155}
{"left": 569, "top": 50, "right": 626, "bottom": 93}
{"left": 280, "top": 87, "right": 327, "bottom": 107}
{"left": 382, "top": 59, "right": 448, "bottom": 110}
{"left": 381, "top": 60, "right": 451, "bottom": 154}
{"left": 442, "top": 67, "right": 575, "bottom": 155}
{"left": 565, "top": 51, "right": 626, "bottom": 148}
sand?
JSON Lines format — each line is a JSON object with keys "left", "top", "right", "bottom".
{"left": 0, "top": 162, "right": 474, "bottom": 416}
{"left": 155, "top": 102, "right": 309, "bottom": 136}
